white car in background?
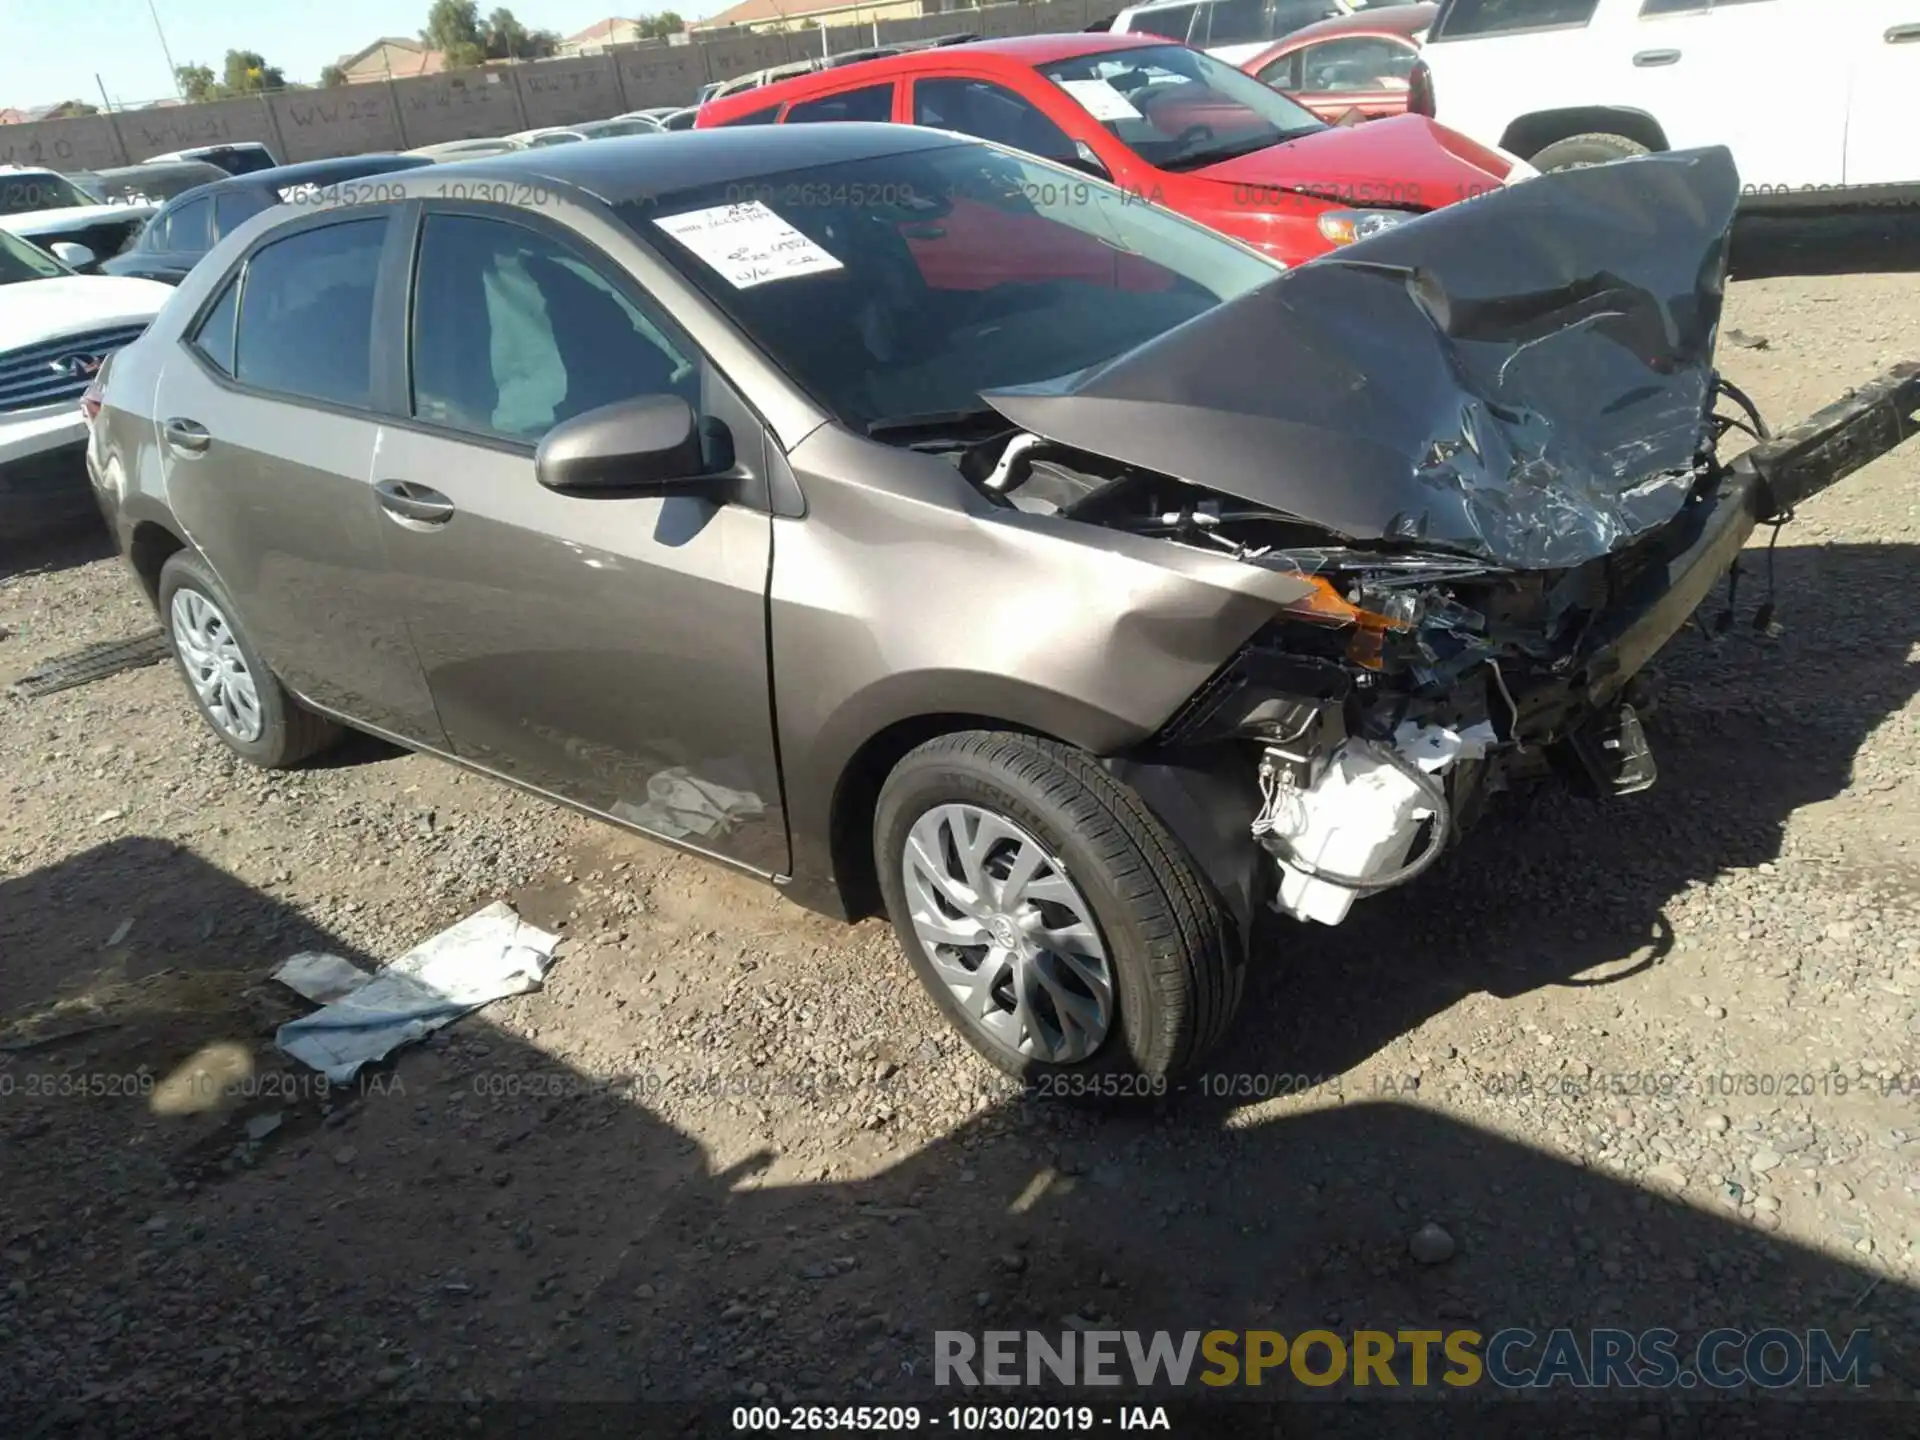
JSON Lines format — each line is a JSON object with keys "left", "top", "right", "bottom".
{"left": 0, "top": 166, "right": 158, "bottom": 271}
{"left": 1418, "top": 0, "right": 1919, "bottom": 189}
{"left": 1109, "top": 0, "right": 1423, "bottom": 66}
{"left": 0, "top": 228, "right": 170, "bottom": 540}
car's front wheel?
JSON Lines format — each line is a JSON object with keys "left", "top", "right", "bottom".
{"left": 158, "top": 550, "right": 342, "bottom": 768}
{"left": 874, "top": 730, "right": 1244, "bottom": 1094}
{"left": 1528, "top": 132, "right": 1650, "bottom": 172}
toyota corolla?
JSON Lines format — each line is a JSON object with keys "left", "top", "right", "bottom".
{"left": 85, "top": 127, "right": 1920, "bottom": 1090}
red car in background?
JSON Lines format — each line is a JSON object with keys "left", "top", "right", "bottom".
{"left": 1240, "top": 2, "right": 1438, "bottom": 124}
{"left": 696, "top": 32, "right": 1522, "bottom": 267}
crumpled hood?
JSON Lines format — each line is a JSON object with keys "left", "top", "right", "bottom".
{"left": 981, "top": 147, "right": 1741, "bottom": 571}
{"left": 1184, "top": 114, "right": 1511, "bottom": 207}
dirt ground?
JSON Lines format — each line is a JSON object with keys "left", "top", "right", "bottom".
{"left": 2, "top": 239, "right": 1918, "bottom": 1432}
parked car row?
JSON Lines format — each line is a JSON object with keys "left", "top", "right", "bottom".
{"left": 73, "top": 118, "right": 1920, "bottom": 1090}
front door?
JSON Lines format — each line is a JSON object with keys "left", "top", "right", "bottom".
{"left": 153, "top": 210, "right": 445, "bottom": 743}
{"left": 370, "top": 206, "right": 789, "bottom": 876}
{"left": 1845, "top": 0, "right": 1920, "bottom": 185}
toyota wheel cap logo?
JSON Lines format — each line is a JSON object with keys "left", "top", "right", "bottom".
{"left": 49, "top": 354, "right": 104, "bottom": 379}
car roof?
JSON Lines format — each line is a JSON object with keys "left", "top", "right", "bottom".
{"left": 197, "top": 154, "right": 434, "bottom": 195}
{"left": 699, "top": 31, "right": 1170, "bottom": 122}
{"left": 390, "top": 123, "right": 968, "bottom": 205}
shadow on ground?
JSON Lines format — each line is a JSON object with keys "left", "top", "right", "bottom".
{"left": 2, "top": 545, "right": 1915, "bottom": 1433}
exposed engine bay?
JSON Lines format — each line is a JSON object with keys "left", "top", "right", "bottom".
{"left": 942, "top": 380, "right": 1767, "bottom": 925}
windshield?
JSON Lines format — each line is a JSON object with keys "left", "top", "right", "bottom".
{"left": 1038, "top": 43, "right": 1326, "bottom": 171}
{"left": 623, "top": 143, "right": 1277, "bottom": 432}
{"left": 0, "top": 226, "right": 69, "bottom": 284}
{"left": 0, "top": 170, "right": 96, "bottom": 216}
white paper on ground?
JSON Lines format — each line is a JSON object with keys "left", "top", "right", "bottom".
{"left": 273, "top": 952, "right": 375, "bottom": 1006}
{"left": 1058, "top": 79, "right": 1143, "bottom": 123}
{"left": 276, "top": 902, "right": 560, "bottom": 1084}
{"left": 652, "top": 201, "right": 843, "bottom": 289}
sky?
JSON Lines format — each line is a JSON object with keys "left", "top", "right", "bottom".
{"left": 0, "top": 0, "right": 725, "bottom": 110}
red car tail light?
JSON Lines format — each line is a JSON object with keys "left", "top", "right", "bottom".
{"left": 1408, "top": 59, "right": 1435, "bottom": 119}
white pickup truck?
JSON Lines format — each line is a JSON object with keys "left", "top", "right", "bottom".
{"left": 1419, "top": 0, "right": 1919, "bottom": 194}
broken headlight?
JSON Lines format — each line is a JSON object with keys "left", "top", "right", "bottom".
{"left": 1316, "top": 209, "right": 1417, "bottom": 246}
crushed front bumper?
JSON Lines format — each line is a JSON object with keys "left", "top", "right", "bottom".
{"left": 1126, "top": 362, "right": 1920, "bottom": 936}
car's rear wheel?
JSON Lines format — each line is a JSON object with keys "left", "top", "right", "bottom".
{"left": 874, "top": 730, "right": 1244, "bottom": 1097}
{"left": 158, "top": 550, "right": 342, "bottom": 769}
{"left": 1529, "top": 132, "right": 1651, "bottom": 172}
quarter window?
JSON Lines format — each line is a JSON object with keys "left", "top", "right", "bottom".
{"left": 717, "top": 102, "right": 781, "bottom": 127}
{"left": 190, "top": 278, "right": 240, "bottom": 376}
{"left": 233, "top": 217, "right": 385, "bottom": 408}
{"left": 785, "top": 85, "right": 895, "bottom": 124}
{"left": 409, "top": 212, "right": 698, "bottom": 444}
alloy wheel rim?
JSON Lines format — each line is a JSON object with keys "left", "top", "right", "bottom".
{"left": 169, "top": 588, "right": 263, "bottom": 743}
{"left": 900, "top": 803, "right": 1114, "bottom": 1064}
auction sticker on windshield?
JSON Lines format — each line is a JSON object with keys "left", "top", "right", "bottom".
{"left": 1059, "top": 79, "right": 1143, "bottom": 123}
{"left": 652, "top": 201, "right": 842, "bottom": 289}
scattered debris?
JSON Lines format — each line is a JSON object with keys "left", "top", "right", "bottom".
{"left": 276, "top": 902, "right": 560, "bottom": 1083}
{"left": 1726, "top": 329, "right": 1772, "bottom": 350}
{"left": 6, "top": 631, "right": 169, "bottom": 699}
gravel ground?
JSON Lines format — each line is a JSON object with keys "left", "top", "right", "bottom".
{"left": 1, "top": 262, "right": 1917, "bottom": 1428}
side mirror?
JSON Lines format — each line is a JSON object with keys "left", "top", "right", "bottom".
{"left": 1066, "top": 140, "right": 1112, "bottom": 181}
{"left": 534, "top": 393, "right": 715, "bottom": 496}
{"left": 51, "top": 241, "right": 97, "bottom": 270}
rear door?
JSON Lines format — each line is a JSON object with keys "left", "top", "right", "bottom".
{"left": 151, "top": 209, "right": 446, "bottom": 743}
{"left": 367, "top": 203, "right": 789, "bottom": 875}
{"left": 1845, "top": 0, "right": 1920, "bottom": 185}
{"left": 1624, "top": 0, "right": 1846, "bottom": 189}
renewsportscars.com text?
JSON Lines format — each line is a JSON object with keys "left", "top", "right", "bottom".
{"left": 934, "top": 1327, "right": 1874, "bottom": 1391}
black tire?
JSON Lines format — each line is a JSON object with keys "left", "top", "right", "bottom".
{"left": 1529, "top": 132, "right": 1651, "bottom": 172}
{"left": 873, "top": 730, "right": 1244, "bottom": 1095}
{"left": 157, "top": 550, "right": 342, "bottom": 768}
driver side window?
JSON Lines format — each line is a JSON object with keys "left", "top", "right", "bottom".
{"left": 911, "top": 78, "right": 1078, "bottom": 166}
{"left": 409, "top": 212, "right": 699, "bottom": 445}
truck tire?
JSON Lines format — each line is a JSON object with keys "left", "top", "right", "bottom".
{"left": 158, "top": 549, "right": 343, "bottom": 769}
{"left": 1529, "top": 132, "right": 1651, "bottom": 172}
{"left": 874, "top": 730, "right": 1244, "bottom": 1096}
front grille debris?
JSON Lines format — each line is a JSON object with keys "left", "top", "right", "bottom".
{"left": 7, "top": 630, "right": 169, "bottom": 699}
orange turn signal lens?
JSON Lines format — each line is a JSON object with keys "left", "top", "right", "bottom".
{"left": 1278, "top": 576, "right": 1413, "bottom": 670}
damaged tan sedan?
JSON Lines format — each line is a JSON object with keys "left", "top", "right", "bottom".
{"left": 84, "top": 125, "right": 1920, "bottom": 1090}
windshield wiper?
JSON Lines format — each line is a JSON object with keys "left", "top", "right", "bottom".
{"left": 1158, "top": 133, "right": 1293, "bottom": 173}
{"left": 864, "top": 405, "right": 1010, "bottom": 441}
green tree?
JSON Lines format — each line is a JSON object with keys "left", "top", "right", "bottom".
{"left": 320, "top": 63, "right": 349, "bottom": 87}
{"left": 423, "top": 0, "right": 485, "bottom": 54}
{"left": 222, "top": 49, "right": 286, "bottom": 94}
{"left": 640, "top": 12, "right": 685, "bottom": 38}
{"left": 175, "top": 63, "right": 220, "bottom": 102}
{"left": 482, "top": 8, "right": 557, "bottom": 58}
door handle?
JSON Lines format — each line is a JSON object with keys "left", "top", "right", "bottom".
{"left": 162, "top": 417, "right": 210, "bottom": 454}
{"left": 1888, "top": 23, "right": 1920, "bottom": 43}
{"left": 1633, "top": 48, "right": 1682, "bottom": 67}
{"left": 375, "top": 479, "right": 455, "bottom": 526}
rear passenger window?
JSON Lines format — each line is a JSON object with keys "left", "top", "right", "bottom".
{"left": 785, "top": 85, "right": 894, "bottom": 125}
{"left": 1432, "top": 0, "right": 1601, "bottom": 38}
{"left": 717, "top": 103, "right": 781, "bottom": 127}
{"left": 233, "top": 217, "right": 385, "bottom": 409}
{"left": 190, "top": 278, "right": 239, "bottom": 376}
